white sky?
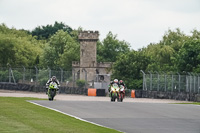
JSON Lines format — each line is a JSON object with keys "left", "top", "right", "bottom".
{"left": 0, "top": 0, "right": 200, "bottom": 50}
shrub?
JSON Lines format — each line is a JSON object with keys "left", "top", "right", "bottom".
{"left": 76, "top": 79, "right": 87, "bottom": 88}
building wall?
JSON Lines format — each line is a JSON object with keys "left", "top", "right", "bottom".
{"left": 80, "top": 41, "right": 97, "bottom": 67}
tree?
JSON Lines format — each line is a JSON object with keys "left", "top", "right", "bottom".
{"left": 40, "top": 30, "right": 79, "bottom": 70}
{"left": 177, "top": 39, "right": 200, "bottom": 72}
{"left": 97, "top": 32, "right": 130, "bottom": 62}
{"left": 0, "top": 24, "right": 43, "bottom": 67}
{"left": 31, "top": 21, "right": 72, "bottom": 40}
{"left": 159, "top": 28, "right": 188, "bottom": 51}
{"left": 142, "top": 43, "right": 175, "bottom": 72}
{"left": 112, "top": 50, "right": 151, "bottom": 89}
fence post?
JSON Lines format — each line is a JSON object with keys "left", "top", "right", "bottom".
{"left": 72, "top": 68, "right": 75, "bottom": 88}
{"left": 155, "top": 71, "right": 159, "bottom": 91}
{"left": 198, "top": 74, "right": 200, "bottom": 94}
{"left": 177, "top": 72, "right": 180, "bottom": 92}
{"left": 193, "top": 72, "right": 198, "bottom": 93}
{"left": 140, "top": 70, "right": 146, "bottom": 91}
{"left": 35, "top": 66, "right": 38, "bottom": 82}
{"left": 9, "top": 67, "right": 11, "bottom": 83}
{"left": 82, "top": 68, "right": 87, "bottom": 89}
{"left": 148, "top": 71, "right": 152, "bottom": 91}
{"left": 48, "top": 67, "right": 51, "bottom": 79}
{"left": 35, "top": 66, "right": 38, "bottom": 86}
{"left": 60, "top": 67, "right": 63, "bottom": 83}
{"left": 22, "top": 66, "right": 26, "bottom": 83}
{"left": 187, "top": 72, "right": 191, "bottom": 101}
{"left": 163, "top": 72, "right": 167, "bottom": 92}
{"left": 182, "top": 71, "right": 188, "bottom": 93}
{"left": 171, "top": 73, "right": 174, "bottom": 92}
{"left": 192, "top": 73, "right": 196, "bottom": 93}
{"left": 187, "top": 72, "right": 192, "bottom": 94}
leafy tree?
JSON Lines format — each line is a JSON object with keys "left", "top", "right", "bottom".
{"left": 142, "top": 43, "right": 175, "bottom": 72}
{"left": 159, "top": 28, "right": 188, "bottom": 51}
{"left": 141, "top": 29, "right": 192, "bottom": 72}
{"left": 97, "top": 32, "right": 131, "bottom": 62}
{"left": 112, "top": 50, "right": 151, "bottom": 89}
{"left": 40, "top": 30, "right": 79, "bottom": 70}
{"left": 177, "top": 39, "right": 200, "bottom": 72}
{"left": 31, "top": 21, "right": 72, "bottom": 40}
{"left": 40, "top": 45, "right": 57, "bottom": 69}
{"left": 190, "top": 29, "right": 200, "bottom": 40}
{"left": 0, "top": 24, "right": 43, "bottom": 67}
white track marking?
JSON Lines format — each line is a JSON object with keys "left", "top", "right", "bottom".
{"left": 28, "top": 101, "right": 124, "bottom": 133}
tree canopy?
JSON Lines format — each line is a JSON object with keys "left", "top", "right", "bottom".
{"left": 97, "top": 32, "right": 131, "bottom": 62}
{"left": 31, "top": 21, "right": 72, "bottom": 40}
{"left": 0, "top": 24, "right": 43, "bottom": 67}
{"left": 40, "top": 30, "right": 80, "bottom": 70}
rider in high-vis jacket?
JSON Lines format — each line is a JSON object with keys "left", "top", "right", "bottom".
{"left": 108, "top": 79, "right": 119, "bottom": 92}
{"left": 46, "top": 76, "right": 60, "bottom": 93}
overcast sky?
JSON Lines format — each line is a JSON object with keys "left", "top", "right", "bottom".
{"left": 0, "top": 0, "right": 200, "bottom": 50}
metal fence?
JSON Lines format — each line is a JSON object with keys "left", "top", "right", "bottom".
{"left": 0, "top": 67, "right": 111, "bottom": 90}
{"left": 0, "top": 66, "right": 73, "bottom": 86}
{"left": 141, "top": 70, "right": 200, "bottom": 94}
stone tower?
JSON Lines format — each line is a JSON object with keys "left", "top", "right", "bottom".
{"left": 79, "top": 31, "right": 98, "bottom": 68}
{"left": 72, "top": 30, "right": 112, "bottom": 87}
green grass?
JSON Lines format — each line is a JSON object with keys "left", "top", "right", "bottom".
{"left": 175, "top": 102, "right": 200, "bottom": 105}
{"left": 0, "top": 97, "right": 121, "bottom": 133}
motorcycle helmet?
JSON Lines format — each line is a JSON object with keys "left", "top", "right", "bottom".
{"left": 114, "top": 79, "right": 118, "bottom": 83}
{"left": 52, "top": 76, "right": 56, "bottom": 82}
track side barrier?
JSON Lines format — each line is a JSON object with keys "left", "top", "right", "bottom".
{"left": 88, "top": 88, "right": 97, "bottom": 96}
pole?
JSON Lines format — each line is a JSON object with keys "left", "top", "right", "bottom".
{"left": 140, "top": 70, "right": 146, "bottom": 91}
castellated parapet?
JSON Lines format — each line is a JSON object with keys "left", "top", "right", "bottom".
{"left": 78, "top": 31, "right": 99, "bottom": 41}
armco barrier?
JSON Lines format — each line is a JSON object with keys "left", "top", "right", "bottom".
{"left": 88, "top": 88, "right": 97, "bottom": 96}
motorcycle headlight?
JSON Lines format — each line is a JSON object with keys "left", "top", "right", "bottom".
{"left": 111, "top": 87, "right": 115, "bottom": 92}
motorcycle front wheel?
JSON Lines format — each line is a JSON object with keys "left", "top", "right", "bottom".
{"left": 48, "top": 89, "right": 56, "bottom": 101}
{"left": 111, "top": 93, "right": 115, "bottom": 102}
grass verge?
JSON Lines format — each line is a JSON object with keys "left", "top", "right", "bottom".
{"left": 175, "top": 102, "right": 200, "bottom": 105}
{"left": 0, "top": 97, "right": 121, "bottom": 133}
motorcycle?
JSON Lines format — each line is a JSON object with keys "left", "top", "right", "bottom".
{"left": 47, "top": 82, "right": 59, "bottom": 101}
{"left": 110, "top": 83, "right": 120, "bottom": 102}
{"left": 118, "top": 85, "right": 125, "bottom": 102}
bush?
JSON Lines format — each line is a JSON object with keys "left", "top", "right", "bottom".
{"left": 76, "top": 80, "right": 87, "bottom": 88}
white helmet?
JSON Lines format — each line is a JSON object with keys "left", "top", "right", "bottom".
{"left": 114, "top": 79, "right": 118, "bottom": 83}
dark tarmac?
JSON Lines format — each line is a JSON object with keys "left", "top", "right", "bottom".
{"left": 31, "top": 100, "right": 200, "bottom": 133}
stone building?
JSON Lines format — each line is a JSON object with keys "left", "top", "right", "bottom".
{"left": 72, "top": 31, "right": 112, "bottom": 88}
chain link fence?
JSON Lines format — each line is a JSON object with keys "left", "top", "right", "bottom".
{"left": 140, "top": 70, "right": 200, "bottom": 101}
{"left": 0, "top": 66, "right": 72, "bottom": 86}
{"left": 141, "top": 71, "right": 200, "bottom": 93}
{"left": 0, "top": 66, "right": 112, "bottom": 95}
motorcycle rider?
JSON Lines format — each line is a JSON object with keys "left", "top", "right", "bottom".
{"left": 108, "top": 79, "right": 119, "bottom": 93}
{"left": 119, "top": 80, "right": 126, "bottom": 89}
{"left": 119, "top": 80, "right": 126, "bottom": 98}
{"left": 46, "top": 76, "right": 60, "bottom": 94}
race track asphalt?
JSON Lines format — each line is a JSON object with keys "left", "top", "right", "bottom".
{"left": 31, "top": 100, "right": 200, "bottom": 133}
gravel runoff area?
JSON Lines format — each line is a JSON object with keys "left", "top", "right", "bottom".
{"left": 0, "top": 89, "right": 193, "bottom": 103}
